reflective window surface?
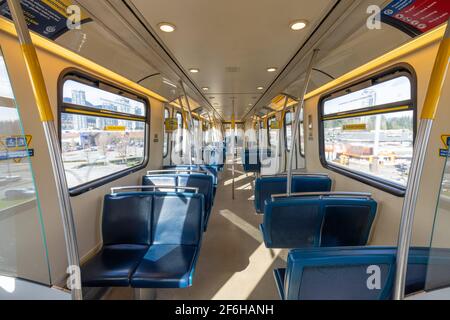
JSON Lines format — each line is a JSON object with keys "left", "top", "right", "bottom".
{"left": 63, "top": 80, "right": 146, "bottom": 116}
{"left": 61, "top": 79, "right": 147, "bottom": 190}
{"left": 323, "top": 76, "right": 411, "bottom": 115}
{"left": 0, "top": 50, "right": 51, "bottom": 287}
{"left": 322, "top": 74, "right": 414, "bottom": 187}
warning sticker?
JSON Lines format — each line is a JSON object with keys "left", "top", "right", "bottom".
{"left": 0, "top": 0, "right": 91, "bottom": 40}
{"left": 382, "top": 0, "right": 450, "bottom": 36}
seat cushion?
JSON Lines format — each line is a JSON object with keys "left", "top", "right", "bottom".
{"left": 131, "top": 244, "right": 199, "bottom": 288}
{"left": 81, "top": 244, "right": 148, "bottom": 287}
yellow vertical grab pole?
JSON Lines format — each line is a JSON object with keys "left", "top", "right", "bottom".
{"left": 394, "top": 21, "right": 450, "bottom": 300}
{"left": 6, "top": 0, "right": 82, "bottom": 300}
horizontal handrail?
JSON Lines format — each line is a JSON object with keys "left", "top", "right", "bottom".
{"left": 111, "top": 185, "right": 199, "bottom": 194}
{"left": 271, "top": 191, "right": 372, "bottom": 199}
{"left": 260, "top": 173, "right": 330, "bottom": 178}
{"left": 146, "top": 169, "right": 207, "bottom": 175}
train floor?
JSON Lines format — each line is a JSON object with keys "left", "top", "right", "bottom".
{"left": 103, "top": 163, "right": 288, "bottom": 300}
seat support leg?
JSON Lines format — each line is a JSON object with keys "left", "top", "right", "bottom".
{"left": 134, "top": 288, "right": 157, "bottom": 300}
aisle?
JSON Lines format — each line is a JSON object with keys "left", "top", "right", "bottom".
{"left": 106, "top": 164, "right": 287, "bottom": 300}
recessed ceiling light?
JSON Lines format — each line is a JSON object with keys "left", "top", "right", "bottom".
{"left": 158, "top": 22, "right": 176, "bottom": 33}
{"left": 267, "top": 67, "right": 277, "bottom": 72}
{"left": 202, "top": 87, "right": 209, "bottom": 91}
{"left": 249, "top": 103, "right": 253, "bottom": 106}
{"left": 189, "top": 68, "right": 200, "bottom": 73}
{"left": 257, "top": 86, "right": 264, "bottom": 90}
{"left": 290, "top": 20, "right": 308, "bottom": 31}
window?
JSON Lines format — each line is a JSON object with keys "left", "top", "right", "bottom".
{"left": 284, "top": 111, "right": 293, "bottom": 151}
{"left": 175, "top": 111, "right": 184, "bottom": 156}
{"left": 319, "top": 69, "right": 415, "bottom": 195}
{"left": 284, "top": 108, "right": 305, "bottom": 155}
{"left": 60, "top": 73, "right": 149, "bottom": 195}
{"left": 163, "top": 108, "right": 170, "bottom": 158}
{"left": 267, "top": 116, "right": 278, "bottom": 147}
{"left": 176, "top": 111, "right": 183, "bottom": 129}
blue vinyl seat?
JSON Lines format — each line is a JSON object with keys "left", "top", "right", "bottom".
{"left": 274, "top": 246, "right": 450, "bottom": 300}
{"left": 81, "top": 191, "right": 204, "bottom": 289}
{"left": 260, "top": 193, "right": 377, "bottom": 248}
{"left": 143, "top": 174, "right": 214, "bottom": 230}
{"left": 254, "top": 175, "right": 332, "bottom": 213}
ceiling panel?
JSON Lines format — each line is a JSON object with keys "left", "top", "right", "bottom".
{"left": 130, "top": 0, "right": 334, "bottom": 119}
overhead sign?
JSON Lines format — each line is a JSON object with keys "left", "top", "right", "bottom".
{"left": 269, "top": 121, "right": 281, "bottom": 130}
{"left": 382, "top": 0, "right": 450, "bottom": 36}
{"left": 0, "top": 0, "right": 91, "bottom": 40}
{"left": 165, "top": 118, "right": 178, "bottom": 133}
{"left": 104, "top": 125, "right": 126, "bottom": 132}
{"left": 343, "top": 123, "right": 368, "bottom": 131}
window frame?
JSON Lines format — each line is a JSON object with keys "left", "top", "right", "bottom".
{"left": 318, "top": 65, "right": 417, "bottom": 197}
{"left": 284, "top": 109, "right": 304, "bottom": 156}
{"left": 58, "top": 69, "right": 150, "bottom": 197}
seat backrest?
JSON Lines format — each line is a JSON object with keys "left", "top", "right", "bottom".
{"left": 102, "top": 193, "right": 153, "bottom": 246}
{"left": 152, "top": 193, "right": 204, "bottom": 246}
{"left": 177, "top": 174, "right": 214, "bottom": 213}
{"left": 254, "top": 175, "right": 332, "bottom": 213}
{"left": 263, "top": 197, "right": 324, "bottom": 248}
{"left": 262, "top": 195, "right": 377, "bottom": 249}
{"left": 284, "top": 247, "right": 438, "bottom": 300}
{"left": 142, "top": 175, "right": 177, "bottom": 191}
{"left": 320, "top": 197, "right": 378, "bottom": 246}
{"left": 162, "top": 165, "right": 218, "bottom": 185}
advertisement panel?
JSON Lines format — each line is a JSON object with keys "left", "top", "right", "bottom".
{"left": 0, "top": 0, "right": 91, "bottom": 40}
{"left": 382, "top": 0, "right": 450, "bottom": 36}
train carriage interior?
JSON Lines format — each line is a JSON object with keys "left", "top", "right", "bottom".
{"left": 1, "top": 0, "right": 450, "bottom": 304}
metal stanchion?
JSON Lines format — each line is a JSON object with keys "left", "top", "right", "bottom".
{"left": 286, "top": 49, "right": 319, "bottom": 195}
{"left": 7, "top": 0, "right": 82, "bottom": 300}
{"left": 394, "top": 20, "right": 450, "bottom": 300}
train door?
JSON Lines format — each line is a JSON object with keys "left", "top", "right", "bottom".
{"left": 0, "top": 48, "right": 68, "bottom": 299}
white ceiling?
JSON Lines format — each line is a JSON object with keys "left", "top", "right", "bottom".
{"left": 130, "top": 0, "right": 335, "bottom": 120}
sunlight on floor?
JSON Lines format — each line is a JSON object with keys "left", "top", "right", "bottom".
{"left": 224, "top": 173, "right": 253, "bottom": 186}
{"left": 214, "top": 209, "right": 287, "bottom": 300}
{"left": 219, "top": 209, "right": 262, "bottom": 242}
{"left": 212, "top": 243, "right": 282, "bottom": 300}
{"left": 237, "top": 182, "right": 252, "bottom": 190}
